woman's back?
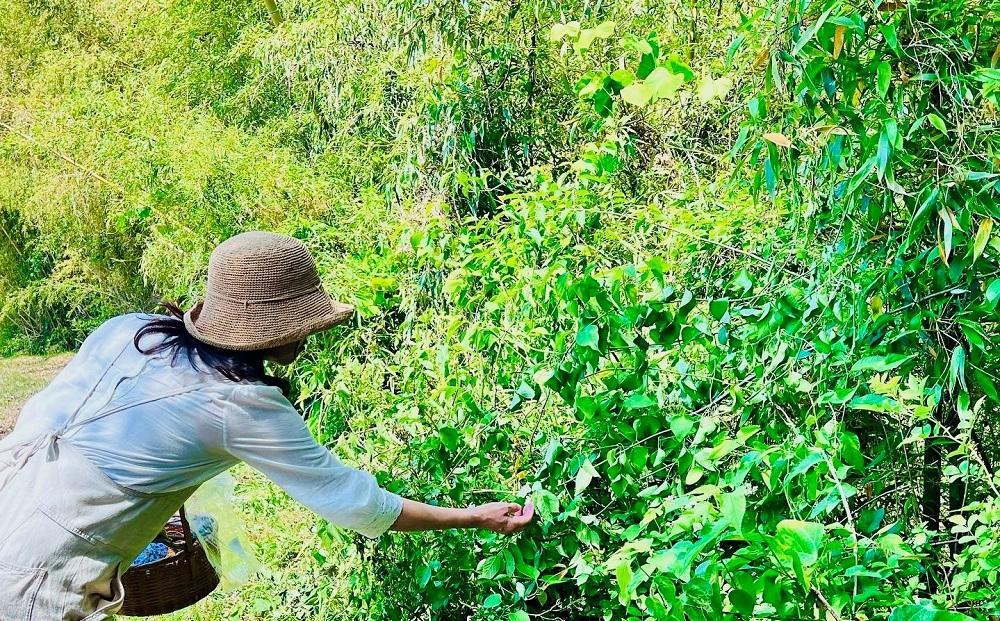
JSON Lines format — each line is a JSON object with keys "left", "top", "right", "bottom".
{"left": 5, "top": 313, "right": 253, "bottom": 493}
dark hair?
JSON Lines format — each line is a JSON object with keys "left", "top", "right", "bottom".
{"left": 133, "top": 302, "right": 291, "bottom": 396}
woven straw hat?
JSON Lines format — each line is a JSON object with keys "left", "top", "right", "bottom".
{"left": 183, "top": 231, "right": 354, "bottom": 351}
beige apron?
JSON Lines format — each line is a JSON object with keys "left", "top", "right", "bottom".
{"left": 0, "top": 383, "right": 203, "bottom": 620}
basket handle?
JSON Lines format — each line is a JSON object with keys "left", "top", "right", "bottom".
{"left": 179, "top": 505, "right": 197, "bottom": 580}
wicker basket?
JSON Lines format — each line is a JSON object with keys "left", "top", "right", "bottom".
{"left": 118, "top": 507, "right": 220, "bottom": 617}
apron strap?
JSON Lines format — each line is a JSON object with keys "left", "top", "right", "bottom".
{"left": 0, "top": 383, "right": 204, "bottom": 490}
{"left": 1, "top": 329, "right": 207, "bottom": 489}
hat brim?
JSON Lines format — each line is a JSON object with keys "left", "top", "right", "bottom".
{"left": 183, "top": 288, "right": 355, "bottom": 352}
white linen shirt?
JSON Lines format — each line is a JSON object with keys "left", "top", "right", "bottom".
{"left": 0, "top": 313, "right": 402, "bottom": 539}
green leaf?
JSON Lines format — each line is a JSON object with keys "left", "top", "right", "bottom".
{"left": 877, "top": 61, "right": 891, "bottom": 98}
{"left": 439, "top": 426, "right": 460, "bottom": 452}
{"left": 576, "top": 324, "right": 600, "bottom": 350}
{"left": 483, "top": 594, "right": 503, "bottom": 608}
{"left": 620, "top": 82, "right": 653, "bottom": 107}
{"left": 592, "top": 20, "right": 615, "bottom": 38}
{"left": 721, "top": 490, "right": 746, "bottom": 531}
{"left": 610, "top": 69, "right": 635, "bottom": 86}
{"left": 986, "top": 278, "right": 1000, "bottom": 308}
{"left": 927, "top": 113, "right": 948, "bottom": 134}
{"left": 841, "top": 432, "right": 864, "bottom": 470}
{"left": 417, "top": 564, "right": 433, "bottom": 588}
{"left": 574, "top": 458, "right": 600, "bottom": 495}
{"left": 849, "top": 393, "right": 900, "bottom": 413}
{"left": 615, "top": 562, "right": 633, "bottom": 603}
{"left": 709, "top": 298, "right": 730, "bottom": 320}
{"left": 888, "top": 603, "right": 975, "bottom": 621}
{"left": 509, "top": 612, "right": 531, "bottom": 621}
{"left": 670, "top": 416, "right": 696, "bottom": 438}
{"left": 575, "top": 28, "right": 599, "bottom": 52}
{"left": 877, "top": 130, "right": 890, "bottom": 180}
{"left": 624, "top": 393, "right": 656, "bottom": 410}
{"left": 973, "top": 218, "right": 993, "bottom": 262}
{"left": 729, "top": 589, "right": 756, "bottom": 616}
{"left": 948, "top": 346, "right": 966, "bottom": 392}
{"left": 908, "top": 186, "right": 940, "bottom": 244}
{"left": 532, "top": 490, "right": 560, "bottom": 520}
{"left": 697, "top": 75, "right": 733, "bottom": 103}
{"left": 645, "top": 67, "right": 684, "bottom": 99}
{"left": 791, "top": 1, "right": 838, "bottom": 55}
{"left": 844, "top": 155, "right": 877, "bottom": 197}
{"left": 774, "top": 520, "right": 825, "bottom": 568}
{"left": 850, "top": 354, "right": 914, "bottom": 373}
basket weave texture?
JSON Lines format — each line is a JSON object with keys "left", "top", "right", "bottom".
{"left": 118, "top": 508, "right": 220, "bottom": 617}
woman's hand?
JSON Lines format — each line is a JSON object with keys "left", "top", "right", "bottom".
{"left": 391, "top": 498, "right": 535, "bottom": 534}
{"left": 468, "top": 502, "right": 535, "bottom": 534}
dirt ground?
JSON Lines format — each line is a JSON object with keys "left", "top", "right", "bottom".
{"left": 0, "top": 353, "right": 74, "bottom": 437}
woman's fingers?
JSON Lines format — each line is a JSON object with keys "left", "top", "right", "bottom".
{"left": 502, "top": 502, "right": 534, "bottom": 533}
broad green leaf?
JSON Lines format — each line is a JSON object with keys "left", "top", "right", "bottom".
{"left": 709, "top": 298, "right": 730, "bottom": 320}
{"left": 624, "top": 393, "right": 656, "bottom": 410}
{"left": 645, "top": 67, "right": 684, "bottom": 99}
{"left": 576, "top": 324, "right": 600, "bottom": 350}
{"left": 532, "top": 490, "right": 560, "bottom": 520}
{"left": 721, "top": 490, "right": 746, "bottom": 530}
{"left": 787, "top": 450, "right": 825, "bottom": 480}
{"left": 592, "top": 21, "right": 615, "bottom": 38}
{"left": 549, "top": 23, "right": 570, "bottom": 41}
{"left": 509, "top": 612, "right": 531, "bottom": 621}
{"left": 483, "top": 594, "right": 503, "bottom": 608}
{"left": 697, "top": 76, "right": 733, "bottom": 103}
{"left": 670, "top": 416, "right": 696, "bottom": 438}
{"left": 729, "top": 589, "right": 756, "bottom": 616}
{"left": 575, "top": 28, "right": 599, "bottom": 52}
{"left": 615, "top": 562, "right": 633, "bottom": 603}
{"left": 574, "top": 458, "right": 600, "bottom": 495}
{"left": 439, "top": 426, "right": 460, "bottom": 452}
{"left": 620, "top": 82, "right": 653, "bottom": 107}
{"left": 610, "top": 69, "right": 635, "bottom": 86}
{"left": 841, "top": 432, "right": 864, "bottom": 470}
{"left": 850, "top": 353, "right": 914, "bottom": 373}
{"left": 417, "top": 564, "right": 433, "bottom": 588}
{"left": 774, "top": 520, "right": 825, "bottom": 567}
{"left": 849, "top": 393, "right": 900, "bottom": 413}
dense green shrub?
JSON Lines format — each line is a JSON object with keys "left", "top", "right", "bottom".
{"left": 1, "top": 0, "right": 998, "bottom": 619}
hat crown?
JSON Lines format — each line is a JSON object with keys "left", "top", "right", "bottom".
{"left": 183, "top": 230, "right": 354, "bottom": 351}
{"left": 206, "top": 232, "right": 320, "bottom": 302}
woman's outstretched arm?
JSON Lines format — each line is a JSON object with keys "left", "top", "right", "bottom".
{"left": 390, "top": 499, "right": 534, "bottom": 534}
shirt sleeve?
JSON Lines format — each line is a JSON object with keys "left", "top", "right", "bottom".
{"left": 223, "top": 384, "right": 402, "bottom": 539}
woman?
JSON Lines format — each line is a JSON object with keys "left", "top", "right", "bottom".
{"left": 0, "top": 231, "right": 533, "bottom": 620}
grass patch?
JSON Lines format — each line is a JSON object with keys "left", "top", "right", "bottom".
{"left": 0, "top": 352, "right": 73, "bottom": 435}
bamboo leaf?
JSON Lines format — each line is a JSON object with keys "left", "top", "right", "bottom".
{"left": 973, "top": 218, "right": 993, "bottom": 262}
{"left": 763, "top": 132, "right": 792, "bottom": 148}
